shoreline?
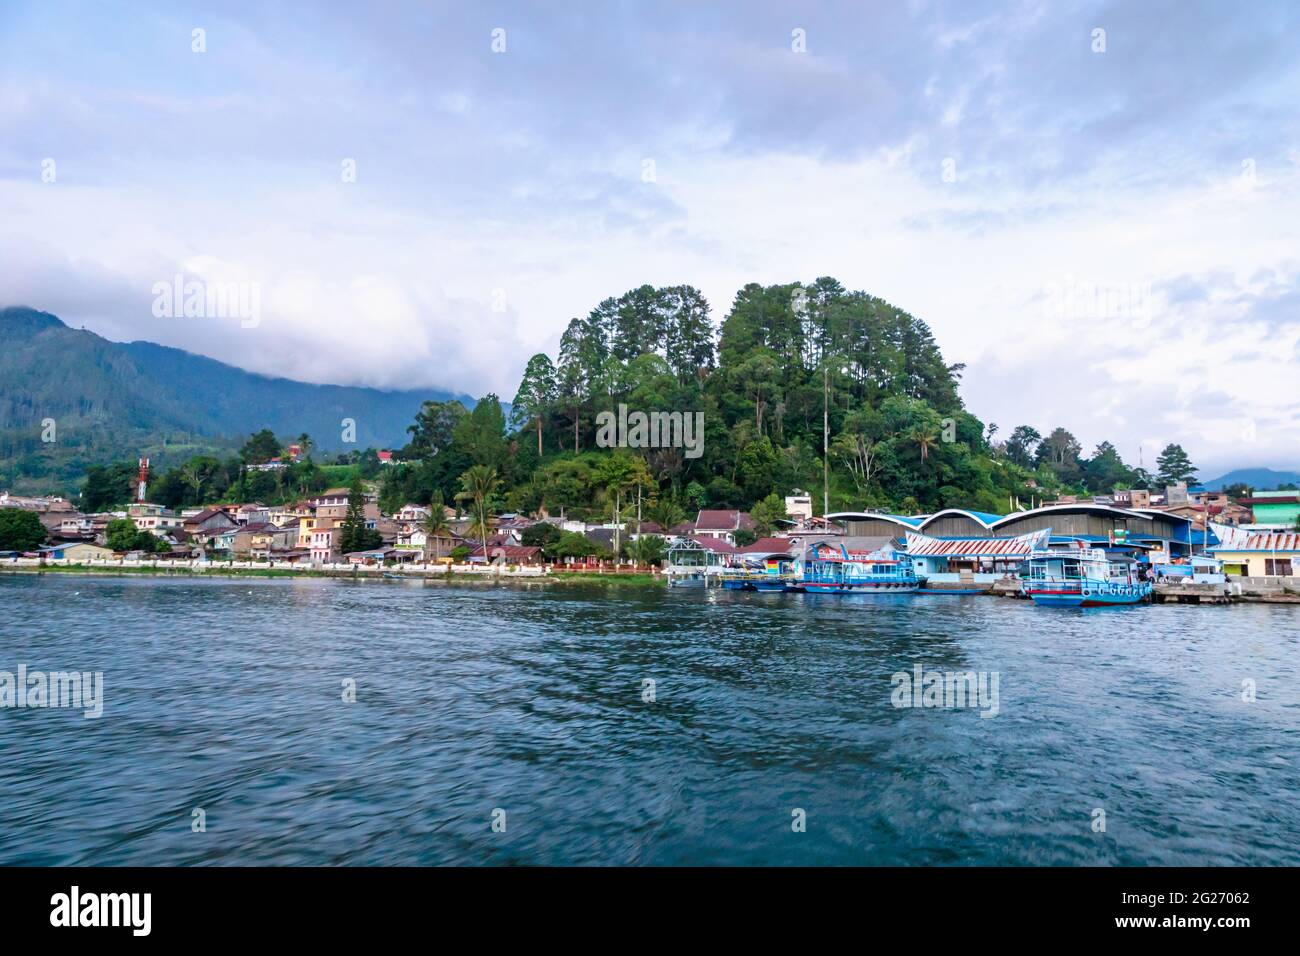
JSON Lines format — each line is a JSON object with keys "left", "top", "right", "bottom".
{"left": 3, "top": 562, "right": 1298, "bottom": 601}
{"left": 0, "top": 562, "right": 663, "bottom": 587}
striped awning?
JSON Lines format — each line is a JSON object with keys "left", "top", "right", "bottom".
{"left": 905, "top": 529, "right": 1049, "bottom": 558}
{"left": 1210, "top": 532, "right": 1300, "bottom": 553}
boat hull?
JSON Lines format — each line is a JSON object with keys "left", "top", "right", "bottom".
{"left": 667, "top": 575, "right": 707, "bottom": 589}
{"left": 801, "top": 582, "right": 919, "bottom": 594}
{"left": 1024, "top": 584, "right": 1152, "bottom": 607}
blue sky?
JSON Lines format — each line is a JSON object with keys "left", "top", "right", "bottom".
{"left": 2, "top": 0, "right": 1298, "bottom": 476}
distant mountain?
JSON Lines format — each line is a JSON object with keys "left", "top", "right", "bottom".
{"left": 1201, "top": 467, "right": 1300, "bottom": 491}
{"left": 0, "top": 306, "right": 476, "bottom": 492}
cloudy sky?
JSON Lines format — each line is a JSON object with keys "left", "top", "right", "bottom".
{"left": 2, "top": 0, "right": 1298, "bottom": 477}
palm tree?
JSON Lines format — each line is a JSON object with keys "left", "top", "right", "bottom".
{"left": 909, "top": 426, "right": 939, "bottom": 464}
{"left": 422, "top": 490, "right": 452, "bottom": 562}
{"left": 645, "top": 497, "right": 686, "bottom": 534}
{"left": 456, "top": 465, "right": 500, "bottom": 561}
{"left": 181, "top": 461, "right": 206, "bottom": 504}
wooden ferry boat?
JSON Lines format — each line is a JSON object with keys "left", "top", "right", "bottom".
{"left": 799, "top": 543, "right": 920, "bottom": 594}
{"left": 1021, "top": 547, "right": 1152, "bottom": 607}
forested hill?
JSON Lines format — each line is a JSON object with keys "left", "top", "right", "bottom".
{"left": 375, "top": 277, "right": 1049, "bottom": 522}
{"left": 0, "top": 306, "right": 472, "bottom": 492}
{"left": 371, "top": 276, "right": 1195, "bottom": 523}
{"left": 463, "top": 276, "right": 1000, "bottom": 518}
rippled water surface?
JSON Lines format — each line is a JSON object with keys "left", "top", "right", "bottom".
{"left": 1, "top": 574, "right": 1298, "bottom": 865}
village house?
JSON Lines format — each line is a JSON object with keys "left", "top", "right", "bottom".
{"left": 269, "top": 501, "right": 312, "bottom": 526}
{"left": 395, "top": 526, "right": 463, "bottom": 561}
{"left": 49, "top": 513, "right": 97, "bottom": 539}
{"left": 312, "top": 488, "right": 351, "bottom": 517}
{"left": 784, "top": 491, "right": 813, "bottom": 524}
{"left": 1238, "top": 491, "right": 1300, "bottom": 530}
{"left": 35, "top": 541, "right": 115, "bottom": 561}
{"left": 1208, "top": 531, "right": 1300, "bottom": 578}
{"left": 247, "top": 524, "right": 308, "bottom": 559}
{"left": 309, "top": 521, "right": 341, "bottom": 563}
{"left": 692, "top": 509, "right": 757, "bottom": 545}
{"left": 468, "top": 542, "right": 544, "bottom": 565}
{"left": 395, "top": 503, "right": 430, "bottom": 522}
{"left": 0, "top": 492, "right": 74, "bottom": 512}
{"left": 235, "top": 503, "right": 271, "bottom": 525}
{"left": 128, "top": 502, "right": 184, "bottom": 533}
{"left": 183, "top": 507, "right": 239, "bottom": 542}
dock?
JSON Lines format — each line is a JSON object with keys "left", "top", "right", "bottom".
{"left": 1151, "top": 581, "right": 1234, "bottom": 604}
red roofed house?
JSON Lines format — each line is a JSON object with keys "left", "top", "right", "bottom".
{"left": 738, "top": 536, "right": 795, "bottom": 556}
{"left": 468, "top": 543, "right": 544, "bottom": 565}
{"left": 693, "top": 510, "right": 755, "bottom": 545}
{"left": 688, "top": 535, "right": 739, "bottom": 556}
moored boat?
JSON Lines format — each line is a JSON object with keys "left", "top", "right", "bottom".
{"left": 1021, "top": 547, "right": 1151, "bottom": 607}
{"left": 799, "top": 543, "right": 920, "bottom": 594}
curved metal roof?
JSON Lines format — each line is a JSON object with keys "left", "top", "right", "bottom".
{"left": 916, "top": 508, "right": 1004, "bottom": 530}
{"left": 826, "top": 512, "right": 925, "bottom": 529}
{"left": 1128, "top": 507, "right": 1194, "bottom": 524}
{"left": 990, "top": 503, "right": 1186, "bottom": 529}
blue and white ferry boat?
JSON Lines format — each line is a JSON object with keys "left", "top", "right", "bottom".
{"left": 799, "top": 543, "right": 920, "bottom": 594}
{"left": 1021, "top": 547, "right": 1152, "bottom": 607}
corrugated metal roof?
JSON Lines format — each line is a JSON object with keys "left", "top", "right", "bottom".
{"left": 1209, "top": 533, "right": 1300, "bottom": 552}
{"left": 905, "top": 528, "right": 1049, "bottom": 557}
{"left": 907, "top": 537, "right": 1036, "bottom": 556}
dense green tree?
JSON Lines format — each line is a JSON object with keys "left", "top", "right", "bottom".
{"left": 521, "top": 522, "right": 562, "bottom": 549}
{"left": 1036, "top": 427, "right": 1083, "bottom": 484}
{"left": 1155, "top": 443, "right": 1197, "bottom": 487}
{"left": 1083, "top": 442, "right": 1134, "bottom": 493}
{"left": 748, "top": 492, "right": 789, "bottom": 536}
{"left": 81, "top": 461, "right": 137, "bottom": 511}
{"left": 240, "top": 429, "right": 281, "bottom": 464}
{"left": 0, "top": 508, "right": 46, "bottom": 551}
{"left": 551, "top": 530, "right": 603, "bottom": 559}
{"left": 454, "top": 396, "right": 509, "bottom": 471}
{"left": 403, "top": 400, "right": 468, "bottom": 460}
{"left": 104, "top": 518, "right": 164, "bottom": 553}
{"left": 512, "top": 353, "right": 558, "bottom": 456}
{"left": 1004, "top": 426, "right": 1042, "bottom": 468}
{"left": 338, "top": 479, "right": 381, "bottom": 554}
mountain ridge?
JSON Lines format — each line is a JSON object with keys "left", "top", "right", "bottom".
{"left": 1200, "top": 467, "right": 1300, "bottom": 491}
{"left": 0, "top": 306, "right": 476, "bottom": 492}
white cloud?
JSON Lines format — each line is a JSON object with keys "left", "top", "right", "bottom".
{"left": 1, "top": 0, "right": 1298, "bottom": 477}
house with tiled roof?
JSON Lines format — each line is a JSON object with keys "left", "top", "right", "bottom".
{"left": 468, "top": 543, "right": 544, "bottom": 565}
{"left": 688, "top": 535, "right": 739, "bottom": 555}
{"left": 738, "top": 536, "right": 795, "bottom": 556}
{"left": 183, "top": 507, "right": 239, "bottom": 539}
{"left": 692, "top": 509, "right": 756, "bottom": 545}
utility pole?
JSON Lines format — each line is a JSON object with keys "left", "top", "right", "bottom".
{"left": 823, "top": 363, "right": 829, "bottom": 521}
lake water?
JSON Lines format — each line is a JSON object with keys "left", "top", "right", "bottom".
{"left": 1, "top": 574, "right": 1298, "bottom": 865}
